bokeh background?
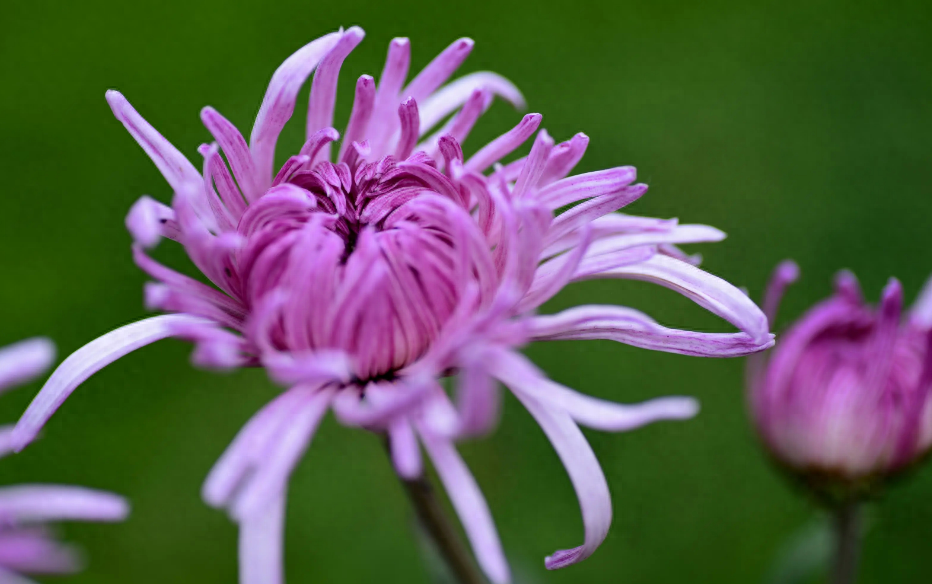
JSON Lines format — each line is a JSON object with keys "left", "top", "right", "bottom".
{"left": 1, "top": 0, "right": 931, "bottom": 582}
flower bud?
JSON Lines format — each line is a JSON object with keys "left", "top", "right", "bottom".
{"left": 748, "top": 262, "right": 932, "bottom": 498}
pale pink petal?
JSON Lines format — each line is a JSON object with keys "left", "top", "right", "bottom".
{"left": 465, "top": 114, "right": 541, "bottom": 174}
{"left": 306, "top": 27, "right": 365, "bottom": 162}
{"left": 239, "top": 495, "right": 285, "bottom": 584}
{"left": 105, "top": 90, "right": 201, "bottom": 192}
{"left": 250, "top": 31, "right": 342, "bottom": 187}
{"left": 590, "top": 254, "right": 770, "bottom": 343}
{"left": 490, "top": 349, "right": 698, "bottom": 430}
{"left": 0, "top": 485, "right": 128, "bottom": 523}
{"left": 507, "top": 384, "right": 612, "bottom": 569}
{"left": 388, "top": 418, "right": 422, "bottom": 479}
{"left": 11, "top": 315, "right": 211, "bottom": 451}
{"left": 338, "top": 75, "right": 376, "bottom": 163}
{"left": 0, "top": 338, "right": 55, "bottom": 395}
{"left": 417, "top": 72, "right": 524, "bottom": 136}
{"left": 418, "top": 427, "right": 511, "bottom": 584}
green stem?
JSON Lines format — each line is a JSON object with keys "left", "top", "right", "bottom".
{"left": 830, "top": 502, "right": 862, "bottom": 584}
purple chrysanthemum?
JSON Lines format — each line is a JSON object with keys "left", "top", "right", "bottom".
{"left": 748, "top": 262, "right": 932, "bottom": 490}
{"left": 0, "top": 339, "right": 128, "bottom": 582}
{"left": 13, "top": 28, "right": 772, "bottom": 582}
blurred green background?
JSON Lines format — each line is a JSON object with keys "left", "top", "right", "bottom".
{"left": 1, "top": 0, "right": 930, "bottom": 582}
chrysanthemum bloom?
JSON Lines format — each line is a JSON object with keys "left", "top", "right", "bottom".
{"left": 748, "top": 261, "right": 932, "bottom": 495}
{"left": 14, "top": 28, "right": 771, "bottom": 583}
{"left": 0, "top": 339, "right": 128, "bottom": 582}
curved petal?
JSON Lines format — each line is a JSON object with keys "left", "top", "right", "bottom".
{"left": 0, "top": 485, "right": 129, "bottom": 523}
{"left": 529, "top": 305, "right": 773, "bottom": 357}
{"left": 249, "top": 31, "right": 342, "bottom": 187}
{"left": 490, "top": 349, "right": 698, "bottom": 431}
{"left": 0, "top": 338, "right": 55, "bottom": 394}
{"left": 590, "top": 254, "right": 770, "bottom": 343}
{"left": 105, "top": 90, "right": 201, "bottom": 192}
{"left": 388, "top": 418, "right": 422, "bottom": 479}
{"left": 11, "top": 315, "right": 211, "bottom": 451}
{"left": 230, "top": 387, "right": 333, "bottom": 520}
{"left": 417, "top": 71, "right": 524, "bottom": 136}
{"left": 202, "top": 388, "right": 310, "bottom": 508}
{"left": 239, "top": 494, "right": 285, "bottom": 584}
{"left": 0, "top": 531, "right": 81, "bottom": 574}
{"left": 508, "top": 384, "right": 612, "bottom": 570}
{"left": 417, "top": 427, "right": 511, "bottom": 584}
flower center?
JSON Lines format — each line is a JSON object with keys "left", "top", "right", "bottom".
{"left": 233, "top": 155, "right": 467, "bottom": 380}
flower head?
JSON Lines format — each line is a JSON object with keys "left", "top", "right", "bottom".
{"left": 748, "top": 261, "right": 932, "bottom": 497}
{"left": 0, "top": 339, "right": 128, "bottom": 582}
{"left": 14, "top": 28, "right": 771, "bottom": 582}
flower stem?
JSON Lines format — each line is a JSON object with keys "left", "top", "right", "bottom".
{"left": 398, "top": 472, "right": 487, "bottom": 584}
{"left": 830, "top": 502, "right": 862, "bottom": 584}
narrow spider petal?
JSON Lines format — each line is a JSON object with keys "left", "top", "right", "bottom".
{"left": 520, "top": 227, "right": 592, "bottom": 311}
{"left": 388, "top": 418, "right": 422, "bottom": 479}
{"left": 105, "top": 90, "right": 201, "bottom": 192}
{"left": 403, "top": 38, "right": 474, "bottom": 105}
{"left": 250, "top": 31, "right": 342, "bottom": 186}
{"left": 530, "top": 305, "right": 774, "bottom": 357}
{"left": 539, "top": 133, "right": 589, "bottom": 185}
{"left": 125, "top": 195, "right": 178, "bottom": 248}
{"left": 507, "top": 386, "right": 611, "bottom": 570}
{"left": 395, "top": 98, "right": 420, "bottom": 160}
{"left": 418, "top": 428, "right": 511, "bottom": 584}
{"left": 911, "top": 272, "right": 932, "bottom": 328}
{"left": 0, "top": 486, "right": 129, "bottom": 523}
{"left": 512, "top": 130, "right": 554, "bottom": 199}
{"left": 202, "top": 389, "right": 310, "bottom": 508}
{"left": 0, "top": 426, "right": 16, "bottom": 458}
{"left": 420, "top": 89, "right": 489, "bottom": 161}
{"left": 201, "top": 107, "right": 261, "bottom": 202}
{"left": 239, "top": 495, "right": 285, "bottom": 584}
{"left": 491, "top": 349, "right": 699, "bottom": 430}
{"left": 338, "top": 75, "right": 376, "bottom": 162}
{"left": 11, "top": 315, "right": 211, "bottom": 451}
{"left": 0, "top": 338, "right": 55, "bottom": 395}
{"left": 545, "top": 184, "right": 647, "bottom": 245}
{"left": 762, "top": 260, "right": 800, "bottom": 325}
{"left": 417, "top": 72, "right": 524, "bottom": 135}
{"left": 453, "top": 351, "right": 501, "bottom": 437}
{"left": 232, "top": 388, "right": 333, "bottom": 519}
{"left": 0, "top": 531, "right": 81, "bottom": 574}
{"left": 537, "top": 166, "right": 637, "bottom": 210}
{"left": 261, "top": 350, "right": 353, "bottom": 387}
{"left": 368, "top": 37, "right": 411, "bottom": 156}
{"left": 307, "top": 26, "right": 365, "bottom": 161}
{"left": 465, "top": 113, "right": 542, "bottom": 173}
{"left": 593, "top": 254, "right": 770, "bottom": 343}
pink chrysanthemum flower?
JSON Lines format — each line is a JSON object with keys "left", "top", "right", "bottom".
{"left": 749, "top": 262, "right": 932, "bottom": 493}
{"left": 0, "top": 339, "right": 128, "bottom": 582}
{"left": 13, "top": 28, "right": 772, "bottom": 582}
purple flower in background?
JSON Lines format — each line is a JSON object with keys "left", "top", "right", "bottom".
{"left": 748, "top": 261, "right": 932, "bottom": 492}
{"left": 13, "top": 28, "right": 771, "bottom": 583}
{"left": 0, "top": 339, "right": 128, "bottom": 582}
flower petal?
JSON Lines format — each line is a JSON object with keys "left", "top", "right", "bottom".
{"left": 250, "top": 31, "right": 342, "bottom": 187}
{"left": 11, "top": 315, "right": 211, "bottom": 451}
{"left": 505, "top": 378, "right": 612, "bottom": 570}
{"left": 239, "top": 495, "right": 285, "bottom": 584}
{"left": 490, "top": 349, "right": 698, "bottom": 431}
{"left": 417, "top": 427, "right": 511, "bottom": 584}
{"left": 0, "top": 485, "right": 128, "bottom": 523}
{"left": 530, "top": 305, "right": 773, "bottom": 357}
{"left": 0, "top": 338, "right": 55, "bottom": 395}
{"left": 590, "top": 254, "right": 770, "bottom": 343}
{"left": 417, "top": 71, "right": 524, "bottom": 136}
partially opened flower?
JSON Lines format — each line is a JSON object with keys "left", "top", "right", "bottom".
{"left": 13, "top": 28, "right": 772, "bottom": 583}
{"left": 0, "top": 339, "right": 128, "bottom": 583}
{"left": 748, "top": 262, "right": 932, "bottom": 496}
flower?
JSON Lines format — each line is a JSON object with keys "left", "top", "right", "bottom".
{"left": 0, "top": 339, "right": 128, "bottom": 582}
{"left": 748, "top": 261, "right": 932, "bottom": 497}
{"left": 13, "top": 28, "right": 772, "bottom": 583}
